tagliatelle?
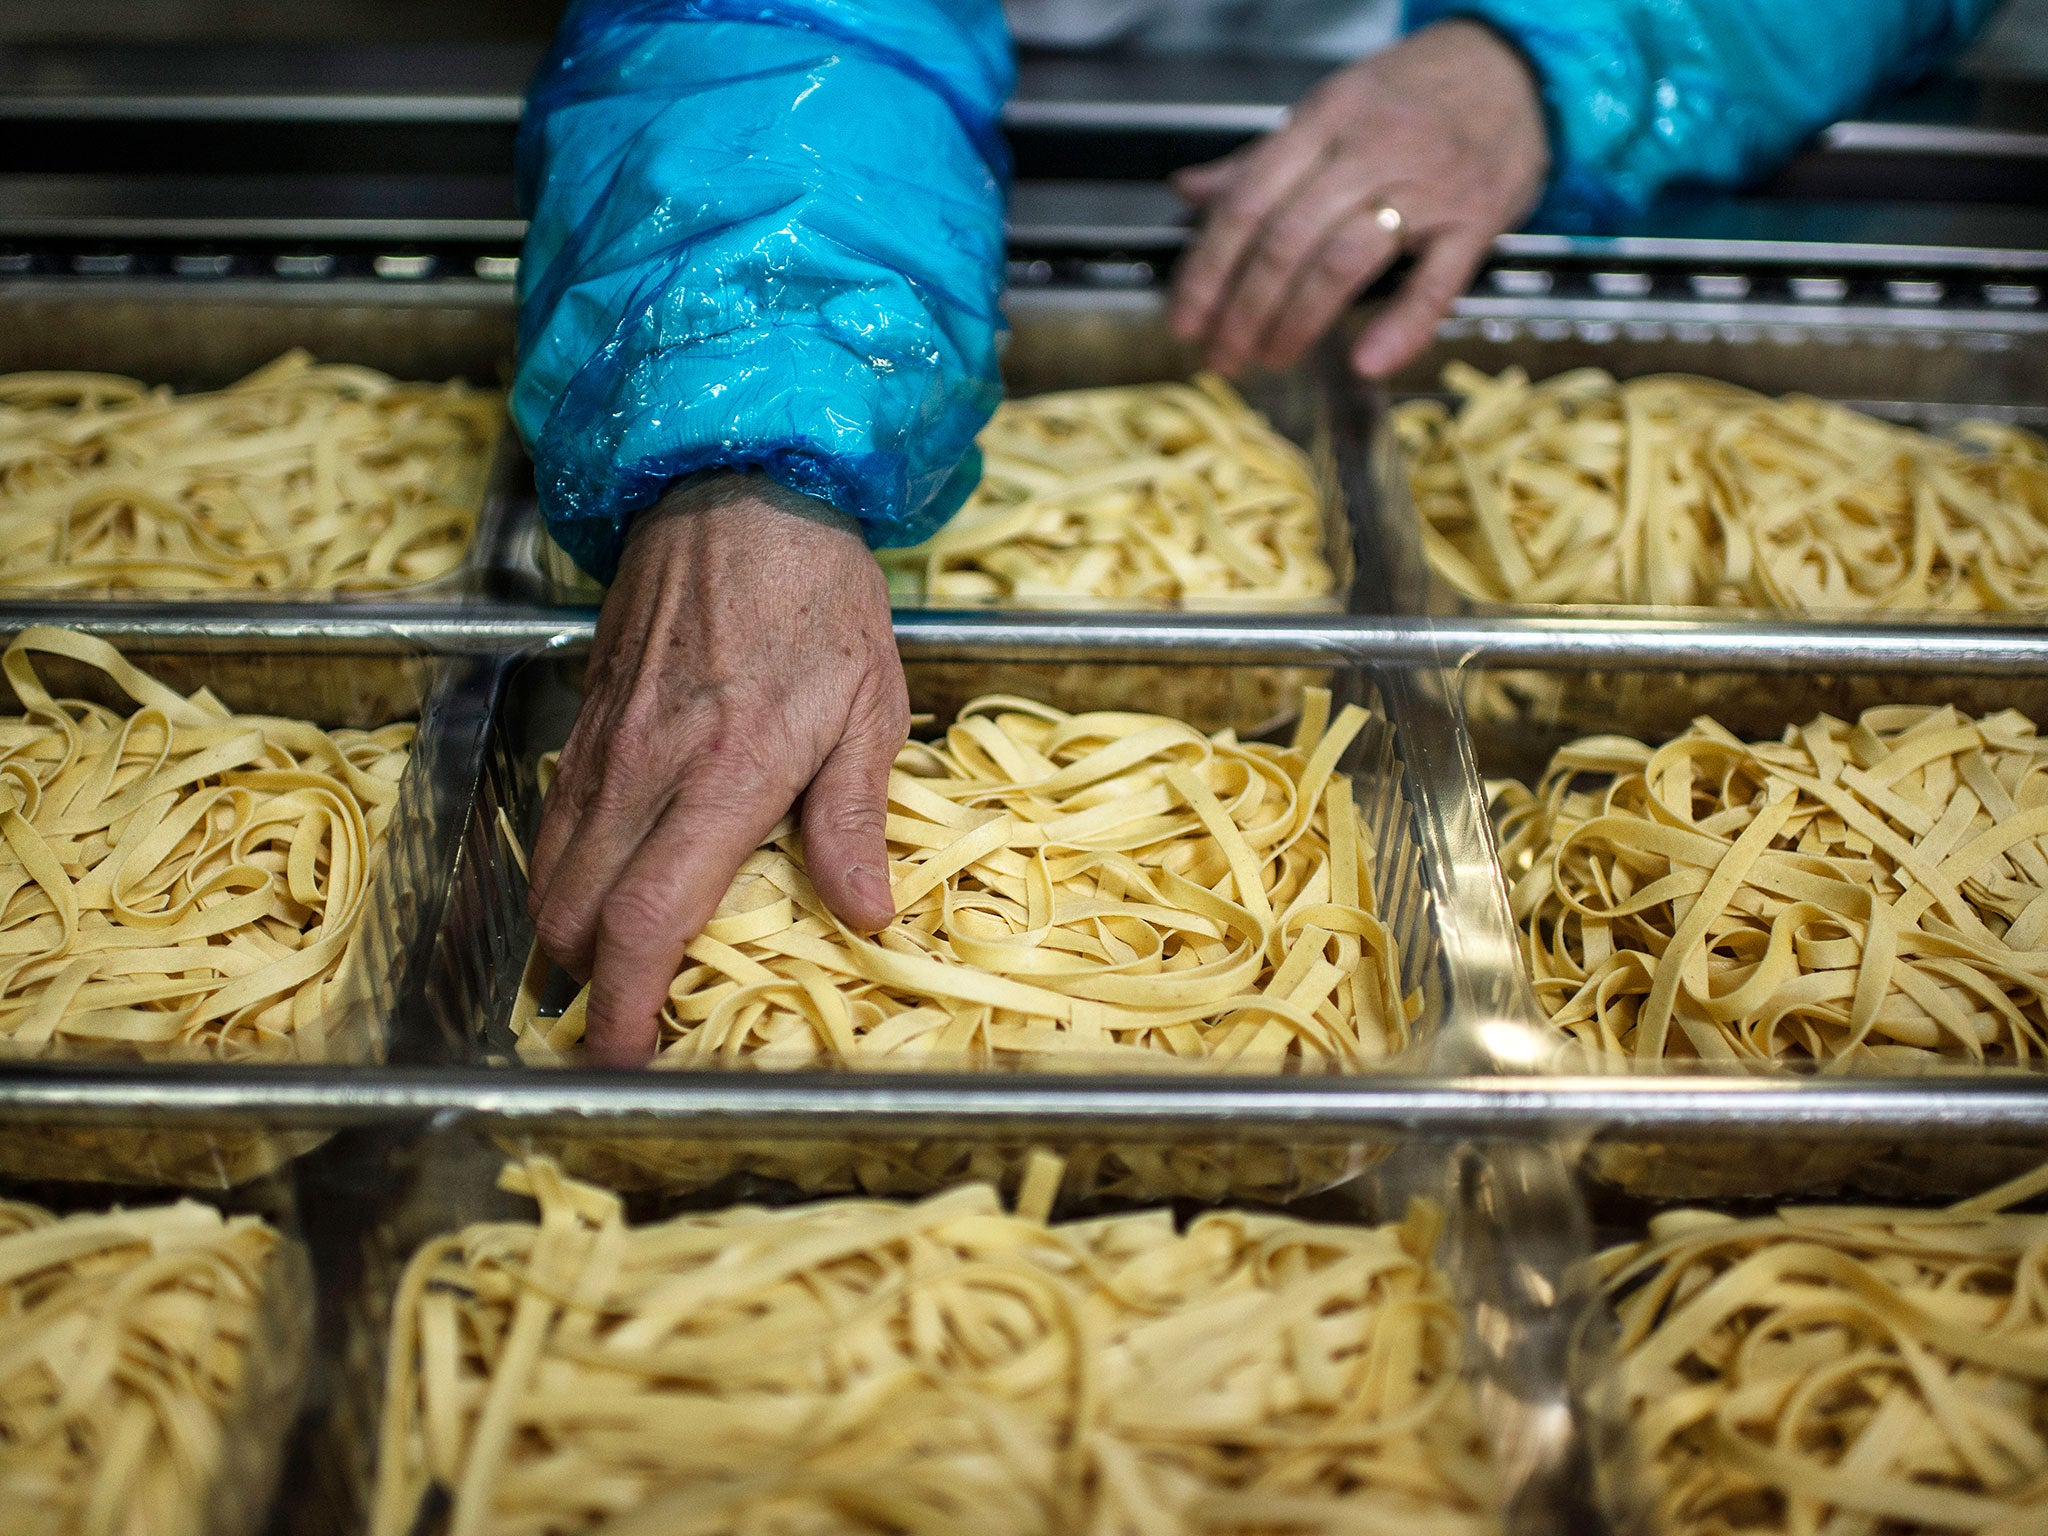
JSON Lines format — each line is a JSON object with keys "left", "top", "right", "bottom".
{"left": 1496, "top": 704, "right": 2048, "bottom": 1069}
{"left": 0, "top": 626, "right": 413, "bottom": 1061}
{"left": 0, "top": 1198, "right": 282, "bottom": 1536}
{"left": 1397, "top": 363, "right": 2048, "bottom": 611}
{"left": 517, "top": 686, "right": 1417, "bottom": 1070}
{"left": 879, "top": 375, "right": 1337, "bottom": 607}
{"left": 370, "top": 1158, "right": 1497, "bottom": 1536}
{"left": 0, "top": 350, "right": 501, "bottom": 592}
{"left": 1603, "top": 1163, "right": 2048, "bottom": 1535}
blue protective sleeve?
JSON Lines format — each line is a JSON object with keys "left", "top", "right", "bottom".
{"left": 1405, "top": 0, "right": 2002, "bottom": 230}
{"left": 514, "top": 0, "right": 1014, "bottom": 583}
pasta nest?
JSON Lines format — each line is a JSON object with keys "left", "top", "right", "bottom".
{"left": 1495, "top": 704, "right": 2048, "bottom": 1068}
{"left": 1397, "top": 363, "right": 2048, "bottom": 611}
{"left": 0, "top": 626, "right": 414, "bottom": 1060}
{"left": 0, "top": 350, "right": 502, "bottom": 592}
{"left": 371, "top": 1158, "right": 1498, "bottom": 1536}
{"left": 879, "top": 375, "right": 1337, "bottom": 607}
{"left": 0, "top": 1198, "right": 281, "bottom": 1536}
{"left": 1603, "top": 1190, "right": 2048, "bottom": 1535}
{"left": 520, "top": 687, "right": 1418, "bottom": 1070}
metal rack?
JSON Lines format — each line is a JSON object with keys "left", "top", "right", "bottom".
{"left": 3, "top": 51, "right": 2048, "bottom": 1140}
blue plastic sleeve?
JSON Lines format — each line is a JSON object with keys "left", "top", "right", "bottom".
{"left": 1407, "top": 0, "right": 2002, "bottom": 230}
{"left": 513, "top": 0, "right": 1014, "bottom": 583}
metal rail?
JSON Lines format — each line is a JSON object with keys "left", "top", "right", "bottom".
{"left": 7, "top": 605, "right": 2048, "bottom": 674}
{"left": 0, "top": 1065, "right": 2043, "bottom": 1140}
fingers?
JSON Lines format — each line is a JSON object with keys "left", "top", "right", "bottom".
{"left": 800, "top": 671, "right": 911, "bottom": 933}
{"left": 1169, "top": 154, "right": 1241, "bottom": 209}
{"left": 526, "top": 737, "right": 671, "bottom": 983}
{"left": 1351, "top": 227, "right": 1489, "bottom": 379}
{"left": 1252, "top": 201, "right": 1402, "bottom": 371}
{"left": 1199, "top": 158, "right": 1396, "bottom": 375}
{"left": 580, "top": 766, "right": 792, "bottom": 1065}
{"left": 1168, "top": 126, "right": 1328, "bottom": 349}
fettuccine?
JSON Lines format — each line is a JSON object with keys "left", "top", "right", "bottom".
{"left": 0, "top": 350, "right": 501, "bottom": 592}
{"left": 1496, "top": 704, "right": 2048, "bottom": 1068}
{"left": 1398, "top": 363, "right": 2048, "bottom": 611}
{"left": 517, "top": 686, "right": 1417, "bottom": 1070}
{"left": 371, "top": 1158, "right": 1497, "bottom": 1536}
{"left": 0, "top": 626, "right": 413, "bottom": 1060}
{"left": 881, "top": 375, "right": 1336, "bottom": 607}
{"left": 1603, "top": 1164, "right": 2048, "bottom": 1534}
{"left": 0, "top": 1198, "right": 283, "bottom": 1536}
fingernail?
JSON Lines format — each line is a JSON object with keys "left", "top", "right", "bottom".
{"left": 847, "top": 863, "right": 895, "bottom": 918}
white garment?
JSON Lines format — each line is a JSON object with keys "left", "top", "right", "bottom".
{"left": 1004, "top": 0, "right": 1402, "bottom": 60}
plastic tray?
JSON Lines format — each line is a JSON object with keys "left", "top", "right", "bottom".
{"left": 1366, "top": 304, "right": 2048, "bottom": 623}
{"left": 416, "top": 647, "right": 1455, "bottom": 1196}
{"left": 1453, "top": 653, "right": 2048, "bottom": 1196}
{"left": 291, "top": 1121, "right": 1596, "bottom": 1536}
{"left": 0, "top": 629, "right": 501, "bottom": 1186}
{"left": 0, "top": 287, "right": 541, "bottom": 605}
{"left": 0, "top": 1163, "right": 312, "bottom": 1536}
{"left": 1570, "top": 1140, "right": 2048, "bottom": 1536}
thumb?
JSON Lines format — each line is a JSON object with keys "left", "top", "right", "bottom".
{"left": 800, "top": 690, "right": 907, "bottom": 933}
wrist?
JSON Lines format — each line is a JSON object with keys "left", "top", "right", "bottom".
{"left": 634, "top": 471, "right": 865, "bottom": 545}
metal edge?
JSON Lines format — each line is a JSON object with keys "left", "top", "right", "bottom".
{"left": 7, "top": 606, "right": 2048, "bottom": 673}
{"left": 0, "top": 1066, "right": 2041, "bottom": 1137}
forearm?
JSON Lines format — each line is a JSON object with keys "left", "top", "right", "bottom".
{"left": 513, "top": 0, "right": 1014, "bottom": 583}
{"left": 1408, "top": 0, "right": 2003, "bottom": 227}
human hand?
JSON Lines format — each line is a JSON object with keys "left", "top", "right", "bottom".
{"left": 526, "top": 475, "right": 909, "bottom": 1065}
{"left": 1169, "top": 19, "right": 1548, "bottom": 380}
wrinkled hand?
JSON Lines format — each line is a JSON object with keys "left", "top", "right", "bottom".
{"left": 1169, "top": 19, "right": 1548, "bottom": 380}
{"left": 527, "top": 475, "right": 908, "bottom": 1065}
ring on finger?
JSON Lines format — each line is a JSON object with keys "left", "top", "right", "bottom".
{"left": 1371, "top": 202, "right": 1406, "bottom": 246}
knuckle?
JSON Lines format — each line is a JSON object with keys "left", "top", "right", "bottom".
{"left": 532, "top": 903, "right": 589, "bottom": 966}
{"left": 811, "top": 793, "right": 886, "bottom": 843}
{"left": 600, "top": 879, "right": 682, "bottom": 949}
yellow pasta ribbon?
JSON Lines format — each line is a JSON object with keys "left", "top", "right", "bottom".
{"left": 0, "top": 625, "right": 413, "bottom": 1060}
{"left": 0, "top": 351, "right": 501, "bottom": 593}
{"left": 1603, "top": 1165, "right": 2048, "bottom": 1535}
{"left": 371, "top": 1158, "right": 1498, "bottom": 1536}
{"left": 1399, "top": 363, "right": 2048, "bottom": 612}
{"left": 0, "top": 1198, "right": 281, "bottom": 1536}
{"left": 880, "top": 375, "right": 1336, "bottom": 608}
{"left": 1496, "top": 704, "right": 2048, "bottom": 1069}
{"left": 521, "top": 687, "right": 1418, "bottom": 1071}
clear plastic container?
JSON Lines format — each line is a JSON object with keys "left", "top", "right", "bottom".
{"left": 418, "top": 648, "right": 1453, "bottom": 1198}
{"left": 0, "top": 289, "right": 538, "bottom": 604}
{"left": 297, "top": 1120, "right": 1597, "bottom": 1536}
{"left": 0, "top": 1162, "right": 312, "bottom": 1536}
{"left": 1453, "top": 654, "right": 2048, "bottom": 1197}
{"left": 0, "top": 631, "right": 501, "bottom": 1186}
{"left": 1573, "top": 1137, "right": 2048, "bottom": 1535}
{"left": 1366, "top": 306, "right": 2048, "bottom": 623}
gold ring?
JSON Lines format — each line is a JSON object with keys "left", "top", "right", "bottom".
{"left": 1372, "top": 202, "right": 1405, "bottom": 242}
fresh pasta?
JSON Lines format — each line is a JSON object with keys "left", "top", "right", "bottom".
{"left": 371, "top": 1158, "right": 1497, "bottom": 1536}
{"left": 516, "top": 686, "right": 1417, "bottom": 1070}
{"left": 0, "top": 350, "right": 501, "bottom": 592}
{"left": 880, "top": 375, "right": 1337, "bottom": 607}
{"left": 1495, "top": 705, "right": 2048, "bottom": 1068}
{"left": 0, "top": 1198, "right": 284, "bottom": 1536}
{"left": 0, "top": 626, "right": 413, "bottom": 1061}
{"left": 1397, "top": 363, "right": 2048, "bottom": 611}
{"left": 1603, "top": 1165, "right": 2048, "bottom": 1534}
